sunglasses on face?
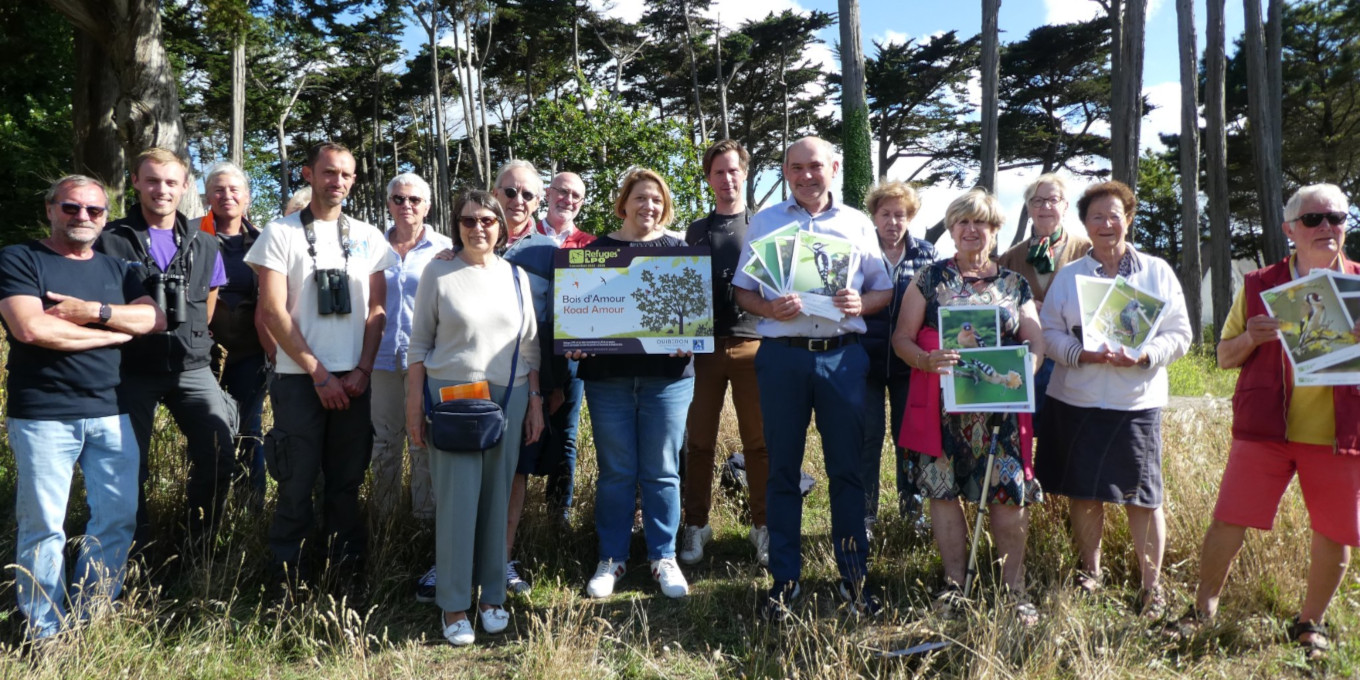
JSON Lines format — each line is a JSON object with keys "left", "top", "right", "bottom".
{"left": 458, "top": 215, "right": 498, "bottom": 230}
{"left": 58, "top": 202, "right": 107, "bottom": 219}
{"left": 500, "top": 187, "right": 537, "bottom": 202}
{"left": 1297, "top": 212, "right": 1348, "bottom": 228}
{"left": 390, "top": 194, "right": 423, "bottom": 206}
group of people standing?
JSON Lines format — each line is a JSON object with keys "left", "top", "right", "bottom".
{"left": 3, "top": 134, "right": 1355, "bottom": 658}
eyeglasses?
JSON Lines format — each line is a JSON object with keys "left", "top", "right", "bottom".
{"left": 390, "top": 194, "right": 423, "bottom": 206}
{"left": 1027, "top": 196, "right": 1064, "bottom": 209}
{"left": 458, "top": 215, "right": 498, "bottom": 230}
{"left": 1296, "top": 212, "right": 1348, "bottom": 228}
{"left": 549, "top": 186, "right": 583, "bottom": 202}
{"left": 58, "top": 202, "right": 107, "bottom": 219}
{"left": 500, "top": 187, "right": 537, "bottom": 202}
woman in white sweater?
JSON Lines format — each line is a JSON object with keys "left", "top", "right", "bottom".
{"left": 405, "top": 190, "right": 544, "bottom": 646}
{"left": 1036, "top": 180, "right": 1191, "bottom": 618}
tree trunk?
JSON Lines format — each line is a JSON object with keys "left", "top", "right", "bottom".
{"left": 408, "top": 1, "right": 452, "bottom": 231}
{"left": 978, "top": 0, "right": 1001, "bottom": 192}
{"left": 838, "top": 0, "right": 873, "bottom": 209}
{"left": 475, "top": 10, "right": 495, "bottom": 187}
{"left": 1110, "top": 0, "right": 1147, "bottom": 192}
{"left": 275, "top": 72, "right": 308, "bottom": 205}
{"left": 680, "top": 0, "right": 708, "bottom": 144}
{"left": 1266, "top": 0, "right": 1282, "bottom": 158}
{"left": 1207, "top": 0, "right": 1232, "bottom": 335}
{"left": 780, "top": 49, "right": 790, "bottom": 201}
{"left": 1243, "top": 0, "right": 1286, "bottom": 263}
{"left": 715, "top": 25, "right": 730, "bottom": 140}
{"left": 1176, "top": 0, "right": 1203, "bottom": 345}
{"left": 229, "top": 33, "right": 245, "bottom": 167}
{"left": 72, "top": 30, "right": 125, "bottom": 210}
{"left": 452, "top": 20, "right": 483, "bottom": 186}
{"left": 49, "top": 0, "right": 203, "bottom": 216}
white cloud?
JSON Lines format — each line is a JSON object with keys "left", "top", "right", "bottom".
{"left": 589, "top": 0, "right": 645, "bottom": 23}
{"left": 1046, "top": 0, "right": 1168, "bottom": 27}
{"left": 1141, "top": 80, "right": 1191, "bottom": 151}
{"left": 876, "top": 30, "right": 911, "bottom": 47}
{"left": 703, "top": 0, "right": 805, "bottom": 30}
{"left": 1045, "top": 0, "right": 1103, "bottom": 25}
{"left": 592, "top": 0, "right": 806, "bottom": 30}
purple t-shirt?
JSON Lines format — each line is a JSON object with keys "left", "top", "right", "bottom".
{"left": 147, "top": 227, "right": 227, "bottom": 287}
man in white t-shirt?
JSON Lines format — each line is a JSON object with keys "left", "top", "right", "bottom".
{"left": 245, "top": 142, "right": 398, "bottom": 600}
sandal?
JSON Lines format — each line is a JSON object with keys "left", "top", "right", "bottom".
{"left": 1163, "top": 605, "right": 1210, "bottom": 641}
{"left": 1289, "top": 617, "right": 1330, "bottom": 659}
{"left": 1136, "top": 585, "right": 1167, "bottom": 621}
{"left": 1074, "top": 570, "right": 1102, "bottom": 596}
{"left": 931, "top": 583, "right": 966, "bottom": 616}
{"left": 1014, "top": 600, "right": 1040, "bottom": 627}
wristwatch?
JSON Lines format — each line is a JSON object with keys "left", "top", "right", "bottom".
{"left": 528, "top": 390, "right": 544, "bottom": 398}
{"left": 98, "top": 303, "right": 112, "bottom": 324}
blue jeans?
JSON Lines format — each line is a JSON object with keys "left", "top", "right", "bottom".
{"left": 545, "top": 360, "right": 585, "bottom": 510}
{"left": 10, "top": 415, "right": 138, "bottom": 640}
{"left": 755, "top": 340, "right": 869, "bottom": 584}
{"left": 585, "top": 376, "right": 694, "bottom": 562}
{"left": 218, "top": 354, "right": 269, "bottom": 501}
{"left": 864, "top": 373, "right": 919, "bottom": 520}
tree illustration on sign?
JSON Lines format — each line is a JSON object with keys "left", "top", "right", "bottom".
{"left": 632, "top": 266, "right": 707, "bottom": 334}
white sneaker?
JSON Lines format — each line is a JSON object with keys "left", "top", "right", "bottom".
{"left": 651, "top": 557, "right": 689, "bottom": 598}
{"left": 441, "top": 616, "right": 474, "bottom": 646}
{"left": 678, "top": 524, "right": 712, "bottom": 565}
{"left": 749, "top": 525, "right": 770, "bottom": 567}
{"left": 586, "top": 559, "right": 626, "bottom": 598}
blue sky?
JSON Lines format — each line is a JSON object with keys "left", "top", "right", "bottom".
{"left": 588, "top": 0, "right": 1251, "bottom": 252}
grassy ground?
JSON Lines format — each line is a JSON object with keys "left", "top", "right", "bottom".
{"left": 3, "top": 351, "right": 1356, "bottom": 679}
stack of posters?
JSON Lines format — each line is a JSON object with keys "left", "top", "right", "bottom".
{"left": 552, "top": 246, "right": 715, "bottom": 355}
{"left": 743, "top": 226, "right": 858, "bottom": 321}
{"left": 937, "top": 305, "right": 1036, "bottom": 412}
{"left": 1260, "top": 270, "right": 1360, "bottom": 386}
{"left": 1076, "top": 275, "right": 1170, "bottom": 359}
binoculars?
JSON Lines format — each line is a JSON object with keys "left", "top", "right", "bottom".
{"left": 148, "top": 272, "right": 188, "bottom": 326}
{"left": 315, "top": 268, "right": 353, "bottom": 315}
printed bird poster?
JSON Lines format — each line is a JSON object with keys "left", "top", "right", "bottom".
{"left": 1085, "top": 276, "right": 1168, "bottom": 357}
{"left": 786, "top": 231, "right": 857, "bottom": 321}
{"left": 943, "top": 346, "right": 1035, "bottom": 413}
{"left": 938, "top": 305, "right": 1001, "bottom": 350}
{"left": 1260, "top": 270, "right": 1360, "bottom": 377}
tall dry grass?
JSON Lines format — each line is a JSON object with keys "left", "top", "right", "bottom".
{"left": 0, "top": 361, "right": 1355, "bottom": 678}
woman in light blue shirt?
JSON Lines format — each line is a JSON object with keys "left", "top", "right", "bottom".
{"left": 370, "top": 173, "right": 453, "bottom": 532}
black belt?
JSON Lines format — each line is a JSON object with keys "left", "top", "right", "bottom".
{"left": 767, "top": 335, "right": 859, "bottom": 352}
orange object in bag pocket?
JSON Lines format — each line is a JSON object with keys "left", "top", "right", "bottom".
{"left": 439, "top": 380, "right": 491, "bottom": 402}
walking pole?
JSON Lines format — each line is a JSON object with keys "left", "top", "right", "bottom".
{"left": 963, "top": 424, "right": 1001, "bottom": 599}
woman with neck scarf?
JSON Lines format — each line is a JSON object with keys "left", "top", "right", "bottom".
{"left": 998, "top": 174, "right": 1090, "bottom": 433}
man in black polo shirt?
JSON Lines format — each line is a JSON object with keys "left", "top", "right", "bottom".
{"left": 97, "top": 148, "right": 237, "bottom": 547}
{"left": 679, "top": 140, "right": 770, "bottom": 567}
{"left": 0, "top": 175, "right": 164, "bottom": 641}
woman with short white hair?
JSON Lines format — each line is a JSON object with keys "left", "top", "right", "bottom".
{"left": 369, "top": 173, "right": 453, "bottom": 601}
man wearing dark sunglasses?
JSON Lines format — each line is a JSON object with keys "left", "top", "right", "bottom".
{"left": 1182, "top": 183, "right": 1359, "bottom": 656}
{"left": 495, "top": 160, "right": 542, "bottom": 247}
{"left": 498, "top": 170, "right": 597, "bottom": 597}
{"left": 0, "top": 175, "right": 165, "bottom": 642}
{"left": 96, "top": 148, "right": 238, "bottom": 552}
